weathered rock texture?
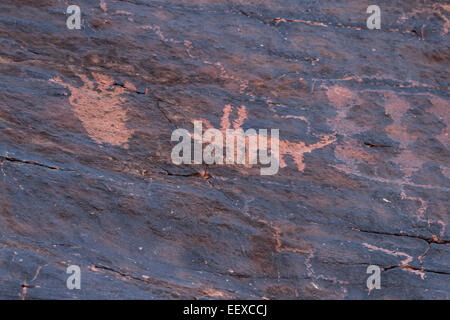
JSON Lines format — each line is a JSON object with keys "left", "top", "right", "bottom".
{"left": 0, "top": 0, "right": 448, "bottom": 299}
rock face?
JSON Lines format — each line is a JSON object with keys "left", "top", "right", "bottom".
{"left": 0, "top": 0, "right": 448, "bottom": 299}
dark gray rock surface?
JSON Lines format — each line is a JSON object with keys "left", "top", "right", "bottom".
{"left": 0, "top": 0, "right": 448, "bottom": 299}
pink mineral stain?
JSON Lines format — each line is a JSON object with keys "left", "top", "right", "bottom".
{"left": 50, "top": 73, "right": 134, "bottom": 148}
{"left": 100, "top": 0, "right": 107, "bottom": 13}
{"left": 363, "top": 243, "right": 425, "bottom": 279}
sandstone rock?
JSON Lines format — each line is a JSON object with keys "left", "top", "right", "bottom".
{"left": 0, "top": 0, "right": 448, "bottom": 299}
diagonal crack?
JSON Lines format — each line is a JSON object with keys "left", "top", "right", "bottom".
{"left": 113, "top": 81, "right": 146, "bottom": 95}
{"left": 383, "top": 264, "right": 450, "bottom": 276}
{"left": 353, "top": 228, "right": 450, "bottom": 245}
{"left": 92, "top": 264, "right": 192, "bottom": 292}
{"left": 94, "top": 264, "right": 149, "bottom": 284}
{"left": 0, "top": 155, "right": 75, "bottom": 172}
{"left": 161, "top": 167, "right": 211, "bottom": 179}
{"left": 364, "top": 142, "right": 393, "bottom": 148}
{"left": 153, "top": 98, "right": 178, "bottom": 130}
